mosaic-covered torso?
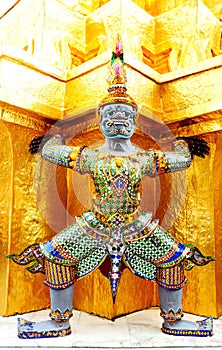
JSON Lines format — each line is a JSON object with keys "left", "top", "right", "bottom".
{"left": 91, "top": 154, "right": 141, "bottom": 224}
{"left": 75, "top": 148, "right": 160, "bottom": 246}
{"left": 42, "top": 137, "right": 191, "bottom": 244}
{"left": 79, "top": 148, "right": 155, "bottom": 229}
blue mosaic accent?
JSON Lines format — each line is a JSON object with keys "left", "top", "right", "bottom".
{"left": 42, "top": 240, "right": 65, "bottom": 261}
{"left": 163, "top": 243, "right": 186, "bottom": 263}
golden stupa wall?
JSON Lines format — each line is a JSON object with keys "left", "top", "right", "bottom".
{"left": 0, "top": 0, "right": 222, "bottom": 318}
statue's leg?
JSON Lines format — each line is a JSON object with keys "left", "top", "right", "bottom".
{"left": 157, "top": 264, "right": 213, "bottom": 337}
{"left": 9, "top": 223, "right": 107, "bottom": 339}
{"left": 17, "top": 262, "right": 75, "bottom": 339}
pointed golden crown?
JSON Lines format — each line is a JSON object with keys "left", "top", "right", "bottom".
{"left": 97, "top": 36, "right": 138, "bottom": 112}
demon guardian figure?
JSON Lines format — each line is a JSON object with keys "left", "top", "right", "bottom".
{"left": 8, "top": 38, "right": 214, "bottom": 339}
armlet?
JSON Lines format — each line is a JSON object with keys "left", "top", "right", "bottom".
{"left": 68, "top": 146, "right": 87, "bottom": 170}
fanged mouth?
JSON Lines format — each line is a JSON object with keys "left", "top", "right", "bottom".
{"left": 105, "top": 126, "right": 131, "bottom": 136}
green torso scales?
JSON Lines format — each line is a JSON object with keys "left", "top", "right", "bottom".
{"left": 79, "top": 148, "right": 155, "bottom": 229}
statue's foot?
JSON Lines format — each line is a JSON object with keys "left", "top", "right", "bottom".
{"left": 18, "top": 318, "right": 71, "bottom": 338}
{"left": 161, "top": 317, "right": 213, "bottom": 337}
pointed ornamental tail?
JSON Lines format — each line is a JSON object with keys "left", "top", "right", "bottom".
{"left": 109, "top": 271, "right": 122, "bottom": 304}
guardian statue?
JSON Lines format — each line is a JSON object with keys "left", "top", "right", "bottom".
{"left": 8, "top": 38, "right": 214, "bottom": 339}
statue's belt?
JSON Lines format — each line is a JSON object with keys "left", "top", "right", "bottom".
{"left": 92, "top": 207, "right": 142, "bottom": 226}
{"left": 76, "top": 210, "right": 159, "bottom": 243}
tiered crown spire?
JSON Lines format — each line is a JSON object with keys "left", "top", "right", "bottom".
{"left": 107, "top": 35, "right": 127, "bottom": 89}
{"left": 97, "top": 35, "right": 138, "bottom": 112}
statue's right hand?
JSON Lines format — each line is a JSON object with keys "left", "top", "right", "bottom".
{"left": 29, "top": 135, "right": 52, "bottom": 154}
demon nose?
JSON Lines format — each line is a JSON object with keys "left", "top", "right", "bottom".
{"left": 115, "top": 111, "right": 122, "bottom": 118}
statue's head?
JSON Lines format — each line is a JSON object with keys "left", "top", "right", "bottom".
{"left": 97, "top": 36, "right": 138, "bottom": 139}
{"left": 99, "top": 102, "right": 136, "bottom": 139}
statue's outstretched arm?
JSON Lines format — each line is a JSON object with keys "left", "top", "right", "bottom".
{"left": 152, "top": 138, "right": 192, "bottom": 175}
{"left": 179, "top": 136, "right": 210, "bottom": 159}
{"left": 140, "top": 137, "right": 210, "bottom": 177}
{"left": 29, "top": 134, "right": 83, "bottom": 170}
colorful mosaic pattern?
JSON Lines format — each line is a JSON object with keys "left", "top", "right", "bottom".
{"left": 41, "top": 223, "right": 108, "bottom": 280}
{"left": 41, "top": 139, "right": 192, "bottom": 231}
{"left": 123, "top": 226, "right": 187, "bottom": 281}
{"left": 160, "top": 308, "right": 183, "bottom": 322}
{"left": 126, "top": 226, "right": 175, "bottom": 263}
{"left": 39, "top": 219, "right": 189, "bottom": 285}
{"left": 44, "top": 260, "right": 76, "bottom": 289}
{"left": 9, "top": 137, "right": 213, "bottom": 293}
{"left": 7, "top": 244, "right": 44, "bottom": 274}
{"left": 49, "top": 309, "right": 73, "bottom": 322}
{"left": 156, "top": 263, "right": 188, "bottom": 290}
{"left": 42, "top": 136, "right": 75, "bottom": 168}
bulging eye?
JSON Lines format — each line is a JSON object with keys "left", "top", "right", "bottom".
{"left": 124, "top": 121, "right": 130, "bottom": 127}
{"left": 105, "top": 120, "right": 113, "bottom": 127}
{"left": 107, "top": 110, "right": 115, "bottom": 117}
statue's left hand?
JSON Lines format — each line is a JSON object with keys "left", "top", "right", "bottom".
{"left": 29, "top": 135, "right": 52, "bottom": 154}
{"left": 177, "top": 136, "right": 210, "bottom": 158}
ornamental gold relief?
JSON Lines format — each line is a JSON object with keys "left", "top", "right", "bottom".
{"left": 1, "top": 0, "right": 221, "bottom": 120}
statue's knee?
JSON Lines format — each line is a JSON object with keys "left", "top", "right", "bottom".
{"left": 156, "top": 263, "right": 187, "bottom": 290}
{"left": 44, "top": 260, "right": 76, "bottom": 290}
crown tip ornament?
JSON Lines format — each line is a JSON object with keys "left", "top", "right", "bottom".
{"left": 107, "top": 35, "right": 126, "bottom": 90}
{"left": 97, "top": 35, "right": 138, "bottom": 113}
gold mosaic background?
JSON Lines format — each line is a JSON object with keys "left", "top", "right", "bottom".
{"left": 0, "top": 0, "right": 222, "bottom": 318}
